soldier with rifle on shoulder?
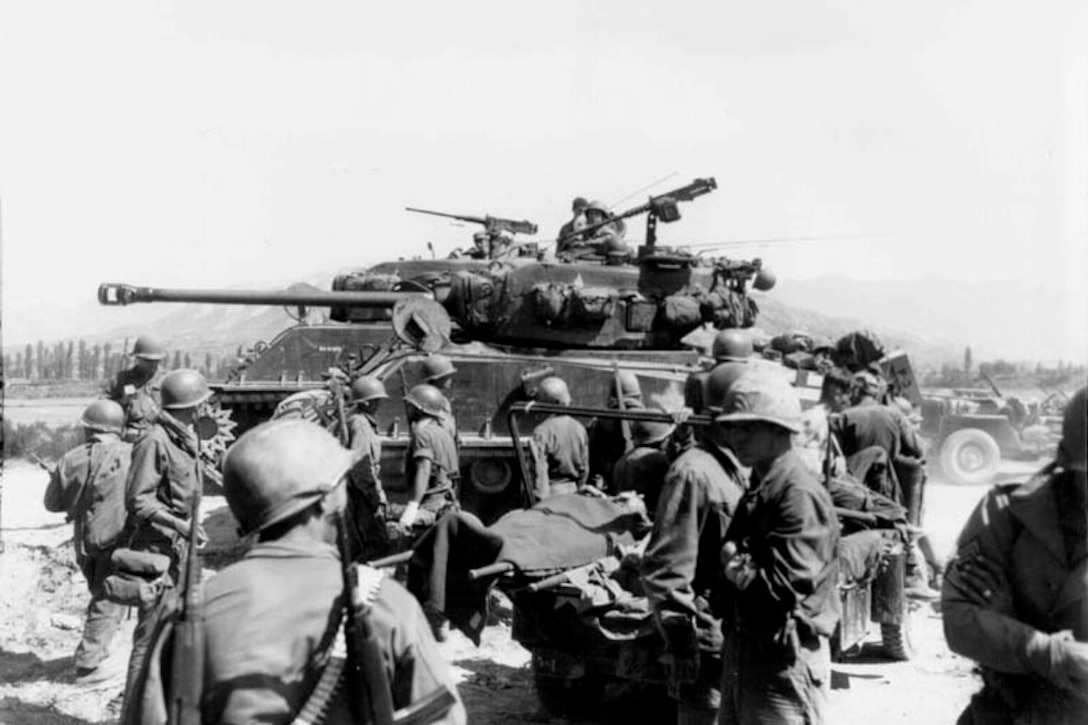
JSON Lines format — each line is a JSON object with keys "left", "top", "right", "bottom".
{"left": 124, "top": 419, "right": 465, "bottom": 724}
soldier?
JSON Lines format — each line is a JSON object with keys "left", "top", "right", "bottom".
{"left": 103, "top": 335, "right": 166, "bottom": 442}
{"left": 639, "top": 371, "right": 747, "bottom": 725}
{"left": 43, "top": 400, "right": 131, "bottom": 684}
{"left": 683, "top": 329, "right": 753, "bottom": 417}
{"left": 612, "top": 416, "right": 675, "bottom": 514}
{"left": 398, "top": 384, "right": 460, "bottom": 532}
{"left": 942, "top": 386, "right": 1087, "bottom": 724}
{"left": 588, "top": 370, "right": 645, "bottom": 487}
{"left": 420, "top": 354, "right": 459, "bottom": 440}
{"left": 557, "top": 199, "right": 627, "bottom": 257}
{"left": 716, "top": 369, "right": 840, "bottom": 724}
{"left": 345, "top": 375, "right": 389, "bottom": 560}
{"left": 128, "top": 419, "right": 466, "bottom": 723}
{"left": 122, "top": 369, "right": 210, "bottom": 699}
{"left": 556, "top": 196, "right": 589, "bottom": 241}
{"left": 531, "top": 376, "right": 590, "bottom": 499}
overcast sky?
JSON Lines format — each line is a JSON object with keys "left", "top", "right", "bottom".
{"left": 2, "top": 1, "right": 1086, "bottom": 355}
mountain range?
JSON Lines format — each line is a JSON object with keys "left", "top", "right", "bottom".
{"left": 1, "top": 272, "right": 991, "bottom": 370}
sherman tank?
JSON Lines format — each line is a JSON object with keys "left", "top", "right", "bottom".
{"left": 98, "top": 177, "right": 906, "bottom": 523}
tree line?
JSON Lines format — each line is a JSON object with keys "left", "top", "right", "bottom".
{"left": 3, "top": 339, "right": 238, "bottom": 383}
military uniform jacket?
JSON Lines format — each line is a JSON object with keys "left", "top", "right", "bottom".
{"left": 943, "top": 467, "right": 1088, "bottom": 722}
{"left": 126, "top": 416, "right": 201, "bottom": 528}
{"left": 533, "top": 414, "right": 589, "bottom": 487}
{"left": 104, "top": 367, "right": 163, "bottom": 436}
{"left": 348, "top": 412, "right": 383, "bottom": 496}
{"left": 722, "top": 449, "right": 841, "bottom": 640}
{"left": 201, "top": 539, "right": 466, "bottom": 724}
{"left": 43, "top": 435, "right": 132, "bottom": 560}
{"left": 832, "top": 401, "right": 922, "bottom": 461}
{"left": 408, "top": 417, "right": 460, "bottom": 497}
{"left": 641, "top": 444, "right": 746, "bottom": 651}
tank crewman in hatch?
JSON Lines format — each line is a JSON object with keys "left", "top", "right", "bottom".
{"left": 345, "top": 375, "right": 390, "bottom": 561}
{"left": 102, "top": 334, "right": 166, "bottom": 442}
{"left": 396, "top": 384, "right": 461, "bottom": 533}
{"left": 942, "top": 386, "right": 1088, "bottom": 724}
{"left": 716, "top": 369, "right": 840, "bottom": 725}
{"left": 639, "top": 369, "right": 747, "bottom": 725}
{"left": 168, "top": 419, "right": 464, "bottom": 723}
{"left": 556, "top": 196, "right": 589, "bottom": 241}
{"left": 122, "top": 369, "right": 210, "bottom": 701}
{"left": 531, "top": 376, "right": 590, "bottom": 499}
{"left": 43, "top": 400, "right": 132, "bottom": 685}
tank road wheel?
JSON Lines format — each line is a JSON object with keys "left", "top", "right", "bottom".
{"left": 939, "top": 428, "right": 1000, "bottom": 486}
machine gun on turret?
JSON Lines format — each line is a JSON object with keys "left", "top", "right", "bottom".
{"left": 558, "top": 177, "right": 718, "bottom": 249}
{"left": 405, "top": 207, "right": 539, "bottom": 237}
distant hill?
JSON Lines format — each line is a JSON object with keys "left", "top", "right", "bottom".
{"left": 4, "top": 273, "right": 959, "bottom": 369}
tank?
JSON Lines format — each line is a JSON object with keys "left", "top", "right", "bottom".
{"left": 96, "top": 177, "right": 846, "bottom": 523}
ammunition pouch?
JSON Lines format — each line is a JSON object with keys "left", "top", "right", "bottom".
{"left": 104, "top": 549, "right": 171, "bottom": 606}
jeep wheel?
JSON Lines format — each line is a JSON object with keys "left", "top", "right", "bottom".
{"left": 939, "top": 428, "right": 1000, "bottom": 486}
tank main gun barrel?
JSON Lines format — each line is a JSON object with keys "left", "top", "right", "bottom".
{"left": 98, "top": 283, "right": 430, "bottom": 308}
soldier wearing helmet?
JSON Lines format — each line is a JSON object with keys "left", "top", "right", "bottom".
{"left": 716, "top": 369, "right": 839, "bottom": 724}
{"left": 638, "top": 362, "right": 747, "bottom": 724}
{"left": 345, "top": 376, "right": 390, "bottom": 560}
{"left": 530, "top": 376, "right": 589, "bottom": 499}
{"left": 418, "top": 354, "right": 459, "bottom": 441}
{"left": 556, "top": 196, "right": 589, "bottom": 242}
{"left": 611, "top": 414, "right": 675, "bottom": 513}
{"left": 397, "top": 384, "right": 460, "bottom": 533}
{"left": 122, "top": 368, "right": 211, "bottom": 696}
{"left": 556, "top": 199, "right": 628, "bottom": 258}
{"left": 43, "top": 400, "right": 131, "bottom": 684}
{"left": 102, "top": 334, "right": 167, "bottom": 442}
{"left": 588, "top": 370, "right": 645, "bottom": 488}
{"left": 126, "top": 420, "right": 466, "bottom": 724}
{"left": 943, "top": 386, "right": 1088, "bottom": 724}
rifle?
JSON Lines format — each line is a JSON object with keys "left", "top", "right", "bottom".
{"left": 557, "top": 177, "right": 717, "bottom": 248}
{"left": 31, "top": 452, "right": 54, "bottom": 473}
{"left": 406, "top": 207, "right": 539, "bottom": 237}
{"left": 168, "top": 426, "right": 204, "bottom": 725}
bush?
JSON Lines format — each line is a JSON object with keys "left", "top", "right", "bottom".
{"left": 2, "top": 419, "right": 83, "bottom": 462}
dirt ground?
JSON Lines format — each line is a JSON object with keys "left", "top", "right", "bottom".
{"left": 0, "top": 457, "right": 1012, "bottom": 724}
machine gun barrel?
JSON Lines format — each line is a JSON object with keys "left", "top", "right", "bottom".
{"left": 509, "top": 401, "right": 714, "bottom": 427}
{"left": 98, "top": 283, "right": 430, "bottom": 308}
{"left": 558, "top": 176, "right": 717, "bottom": 245}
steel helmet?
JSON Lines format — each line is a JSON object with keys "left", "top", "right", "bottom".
{"left": 1059, "top": 387, "right": 1086, "bottom": 472}
{"left": 537, "top": 376, "right": 572, "bottom": 406}
{"left": 572, "top": 197, "right": 589, "bottom": 210}
{"left": 852, "top": 371, "right": 883, "bottom": 398}
{"left": 350, "top": 376, "right": 387, "bottom": 404}
{"left": 132, "top": 335, "right": 166, "bottom": 361}
{"left": 224, "top": 419, "right": 353, "bottom": 536}
{"left": 611, "top": 371, "right": 642, "bottom": 401}
{"left": 704, "top": 362, "right": 748, "bottom": 413}
{"left": 79, "top": 399, "right": 125, "bottom": 434}
{"left": 631, "top": 417, "right": 675, "bottom": 446}
{"left": 711, "top": 329, "right": 753, "bottom": 363}
{"left": 420, "top": 355, "right": 457, "bottom": 384}
{"left": 404, "top": 384, "right": 448, "bottom": 418}
{"left": 161, "top": 369, "right": 212, "bottom": 409}
{"left": 585, "top": 199, "right": 610, "bottom": 216}
{"left": 716, "top": 368, "right": 802, "bottom": 433}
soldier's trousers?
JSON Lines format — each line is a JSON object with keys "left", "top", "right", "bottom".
{"left": 719, "top": 628, "right": 830, "bottom": 724}
{"left": 75, "top": 549, "right": 127, "bottom": 670}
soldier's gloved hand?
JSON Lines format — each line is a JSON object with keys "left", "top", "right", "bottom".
{"left": 948, "top": 554, "right": 1012, "bottom": 612}
{"left": 398, "top": 501, "right": 420, "bottom": 530}
{"left": 670, "top": 407, "right": 693, "bottom": 425}
{"left": 1045, "top": 631, "right": 1088, "bottom": 702}
{"left": 721, "top": 542, "right": 757, "bottom": 590}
